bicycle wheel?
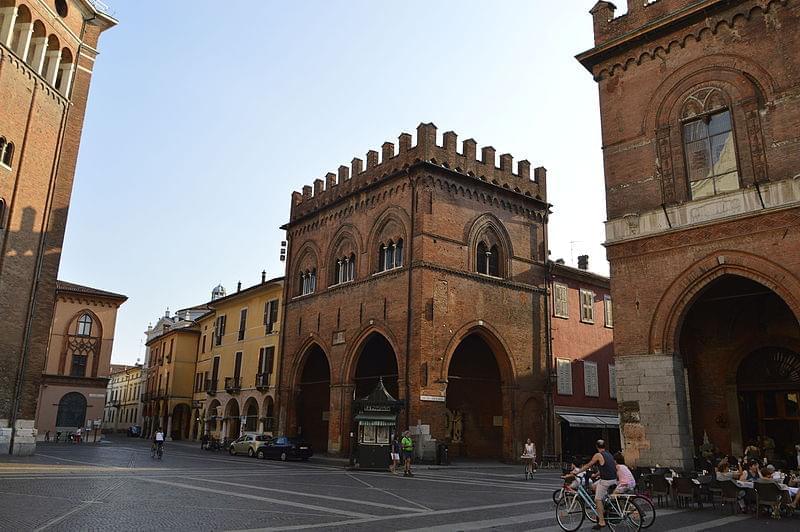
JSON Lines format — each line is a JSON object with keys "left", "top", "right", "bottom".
{"left": 552, "top": 487, "right": 564, "bottom": 505}
{"left": 631, "top": 496, "right": 655, "bottom": 528}
{"left": 607, "top": 498, "right": 642, "bottom": 532}
{"left": 556, "top": 492, "right": 585, "bottom": 532}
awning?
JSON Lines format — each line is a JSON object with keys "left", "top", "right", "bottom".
{"left": 354, "top": 414, "right": 396, "bottom": 425}
{"left": 559, "top": 413, "right": 620, "bottom": 429}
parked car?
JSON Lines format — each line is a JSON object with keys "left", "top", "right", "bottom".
{"left": 255, "top": 436, "right": 313, "bottom": 461}
{"left": 229, "top": 433, "right": 272, "bottom": 457}
{"left": 127, "top": 425, "right": 141, "bottom": 437}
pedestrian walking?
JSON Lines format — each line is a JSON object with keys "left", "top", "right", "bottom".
{"left": 75, "top": 427, "right": 82, "bottom": 444}
{"left": 401, "top": 430, "right": 414, "bottom": 477}
{"left": 44, "top": 430, "right": 50, "bottom": 442}
{"left": 390, "top": 434, "right": 401, "bottom": 474}
{"left": 201, "top": 431, "right": 209, "bottom": 450}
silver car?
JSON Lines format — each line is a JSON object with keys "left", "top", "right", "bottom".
{"left": 229, "top": 433, "right": 272, "bottom": 457}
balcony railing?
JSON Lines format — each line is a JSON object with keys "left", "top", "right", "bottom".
{"left": 225, "top": 377, "right": 241, "bottom": 393}
{"left": 255, "top": 373, "right": 271, "bottom": 389}
{"left": 205, "top": 379, "right": 217, "bottom": 395}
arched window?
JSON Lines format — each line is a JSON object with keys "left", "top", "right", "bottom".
{"left": 681, "top": 88, "right": 739, "bottom": 200}
{"left": 378, "top": 244, "right": 386, "bottom": 272}
{"left": 77, "top": 313, "right": 93, "bottom": 337}
{"left": 300, "top": 269, "right": 316, "bottom": 295}
{"left": 0, "top": 198, "right": 5, "bottom": 229}
{"left": 394, "top": 239, "right": 403, "bottom": 268}
{"left": 476, "top": 241, "right": 501, "bottom": 277}
{"left": 1, "top": 141, "right": 13, "bottom": 167}
{"left": 385, "top": 240, "right": 395, "bottom": 271}
{"left": 347, "top": 253, "right": 355, "bottom": 281}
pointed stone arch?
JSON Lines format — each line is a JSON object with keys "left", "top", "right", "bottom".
{"left": 466, "top": 213, "right": 514, "bottom": 279}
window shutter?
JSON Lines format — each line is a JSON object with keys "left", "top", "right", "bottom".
{"left": 554, "top": 284, "right": 568, "bottom": 318}
{"left": 265, "top": 347, "right": 275, "bottom": 374}
{"left": 608, "top": 365, "right": 617, "bottom": 399}
{"left": 584, "top": 361, "right": 599, "bottom": 397}
{"left": 270, "top": 300, "right": 278, "bottom": 330}
{"left": 557, "top": 358, "right": 572, "bottom": 395}
{"left": 257, "top": 348, "right": 265, "bottom": 375}
{"left": 604, "top": 296, "right": 613, "bottom": 327}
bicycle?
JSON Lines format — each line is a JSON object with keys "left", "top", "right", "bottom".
{"left": 556, "top": 476, "right": 645, "bottom": 531}
{"left": 522, "top": 456, "right": 537, "bottom": 480}
{"left": 151, "top": 442, "right": 163, "bottom": 460}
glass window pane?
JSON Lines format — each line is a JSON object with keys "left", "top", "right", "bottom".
{"left": 708, "top": 110, "right": 731, "bottom": 136}
{"left": 690, "top": 178, "right": 715, "bottom": 199}
{"left": 715, "top": 172, "right": 740, "bottom": 194}
{"left": 684, "top": 120, "right": 708, "bottom": 142}
{"left": 710, "top": 132, "right": 737, "bottom": 176}
{"left": 685, "top": 140, "right": 712, "bottom": 181}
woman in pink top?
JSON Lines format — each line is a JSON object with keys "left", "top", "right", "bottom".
{"left": 613, "top": 452, "right": 636, "bottom": 494}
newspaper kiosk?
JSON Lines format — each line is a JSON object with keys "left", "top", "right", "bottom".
{"left": 354, "top": 378, "right": 402, "bottom": 470}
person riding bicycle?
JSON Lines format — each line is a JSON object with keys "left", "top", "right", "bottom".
{"left": 153, "top": 428, "right": 165, "bottom": 456}
{"left": 523, "top": 438, "right": 537, "bottom": 478}
{"left": 613, "top": 452, "right": 636, "bottom": 494}
{"left": 572, "top": 439, "right": 617, "bottom": 530}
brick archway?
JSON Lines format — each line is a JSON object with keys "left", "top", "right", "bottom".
{"left": 440, "top": 321, "right": 516, "bottom": 386}
{"left": 649, "top": 250, "right": 800, "bottom": 355}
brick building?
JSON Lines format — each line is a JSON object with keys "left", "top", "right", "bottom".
{"left": 278, "top": 123, "right": 550, "bottom": 461}
{"left": 0, "top": 0, "right": 116, "bottom": 454}
{"left": 578, "top": 0, "right": 800, "bottom": 468}
{"left": 550, "top": 259, "right": 617, "bottom": 459}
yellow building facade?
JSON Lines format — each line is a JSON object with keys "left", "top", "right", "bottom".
{"left": 103, "top": 364, "right": 143, "bottom": 434}
{"left": 143, "top": 325, "right": 199, "bottom": 440}
{"left": 193, "top": 277, "right": 283, "bottom": 441}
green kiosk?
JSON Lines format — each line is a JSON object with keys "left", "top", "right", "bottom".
{"left": 353, "top": 378, "right": 403, "bottom": 470}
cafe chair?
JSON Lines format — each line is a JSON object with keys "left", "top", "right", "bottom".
{"left": 753, "top": 481, "right": 783, "bottom": 519}
{"left": 719, "top": 480, "right": 741, "bottom": 515}
{"left": 650, "top": 474, "right": 671, "bottom": 507}
{"left": 673, "top": 477, "right": 701, "bottom": 509}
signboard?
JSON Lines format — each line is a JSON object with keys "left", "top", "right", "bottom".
{"left": 492, "top": 416, "right": 503, "bottom": 427}
{"left": 88, "top": 393, "right": 105, "bottom": 398}
{"left": 93, "top": 419, "right": 102, "bottom": 427}
{"left": 420, "top": 395, "right": 445, "bottom": 402}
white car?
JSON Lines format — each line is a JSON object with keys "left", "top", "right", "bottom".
{"left": 229, "top": 433, "right": 272, "bottom": 457}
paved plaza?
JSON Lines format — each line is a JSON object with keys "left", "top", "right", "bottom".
{"left": 0, "top": 438, "right": 797, "bottom": 531}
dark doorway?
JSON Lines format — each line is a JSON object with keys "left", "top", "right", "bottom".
{"left": 172, "top": 403, "right": 190, "bottom": 440}
{"left": 243, "top": 398, "right": 259, "bottom": 433}
{"left": 56, "top": 392, "right": 87, "bottom": 429}
{"left": 297, "top": 345, "right": 330, "bottom": 452}
{"left": 680, "top": 275, "right": 800, "bottom": 460}
{"left": 447, "top": 334, "right": 504, "bottom": 459}
{"left": 354, "top": 333, "right": 399, "bottom": 399}
{"left": 226, "top": 400, "right": 240, "bottom": 440}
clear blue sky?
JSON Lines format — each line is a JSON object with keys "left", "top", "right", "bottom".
{"left": 60, "top": 1, "right": 607, "bottom": 365}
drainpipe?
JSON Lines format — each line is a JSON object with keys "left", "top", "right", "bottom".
{"left": 543, "top": 216, "right": 555, "bottom": 458}
{"left": 403, "top": 173, "right": 416, "bottom": 430}
{"left": 276, "top": 232, "right": 293, "bottom": 437}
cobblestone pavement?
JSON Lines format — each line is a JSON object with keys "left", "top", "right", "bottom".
{"left": 0, "top": 438, "right": 798, "bottom": 531}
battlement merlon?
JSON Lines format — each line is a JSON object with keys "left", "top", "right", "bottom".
{"left": 288, "top": 122, "right": 547, "bottom": 223}
{"left": 577, "top": 0, "right": 734, "bottom": 72}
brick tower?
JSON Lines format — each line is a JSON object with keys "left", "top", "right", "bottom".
{"left": 578, "top": 0, "right": 800, "bottom": 468}
{"left": 0, "top": 1, "right": 116, "bottom": 454}
{"left": 278, "top": 123, "right": 551, "bottom": 460}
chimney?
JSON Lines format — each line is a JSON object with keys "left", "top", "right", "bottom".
{"left": 164, "top": 307, "right": 170, "bottom": 318}
{"left": 237, "top": 281, "right": 242, "bottom": 292}
{"left": 261, "top": 270, "right": 266, "bottom": 283}
{"left": 555, "top": 258, "right": 566, "bottom": 265}
{"left": 578, "top": 255, "right": 589, "bottom": 270}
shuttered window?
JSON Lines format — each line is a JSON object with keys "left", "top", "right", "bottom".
{"left": 604, "top": 295, "right": 613, "bottom": 328}
{"left": 553, "top": 283, "right": 569, "bottom": 318}
{"left": 557, "top": 358, "right": 573, "bottom": 395}
{"left": 584, "top": 361, "right": 599, "bottom": 397}
{"left": 580, "top": 289, "right": 595, "bottom": 324}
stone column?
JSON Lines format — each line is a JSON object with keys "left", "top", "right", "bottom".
{"left": 57, "top": 63, "right": 74, "bottom": 95}
{"left": 165, "top": 415, "right": 173, "bottom": 441}
{"left": 0, "top": 7, "right": 17, "bottom": 47}
{"left": 43, "top": 49, "right": 61, "bottom": 86}
{"left": 616, "top": 353, "right": 693, "bottom": 469}
{"left": 12, "top": 22, "right": 33, "bottom": 60}
{"left": 27, "top": 36, "right": 47, "bottom": 76}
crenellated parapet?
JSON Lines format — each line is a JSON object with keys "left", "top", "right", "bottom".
{"left": 289, "top": 122, "right": 546, "bottom": 222}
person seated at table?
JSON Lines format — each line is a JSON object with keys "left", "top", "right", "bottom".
{"left": 740, "top": 460, "right": 760, "bottom": 482}
{"left": 716, "top": 456, "right": 737, "bottom": 481}
{"left": 744, "top": 439, "right": 761, "bottom": 462}
{"left": 613, "top": 452, "right": 636, "bottom": 494}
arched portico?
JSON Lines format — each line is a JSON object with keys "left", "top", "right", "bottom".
{"left": 224, "top": 398, "right": 241, "bottom": 440}
{"left": 206, "top": 399, "right": 221, "bottom": 437}
{"left": 678, "top": 274, "right": 800, "bottom": 461}
{"left": 171, "top": 403, "right": 191, "bottom": 440}
{"left": 294, "top": 343, "right": 331, "bottom": 452}
{"left": 242, "top": 397, "right": 259, "bottom": 433}
{"left": 441, "top": 324, "right": 516, "bottom": 460}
